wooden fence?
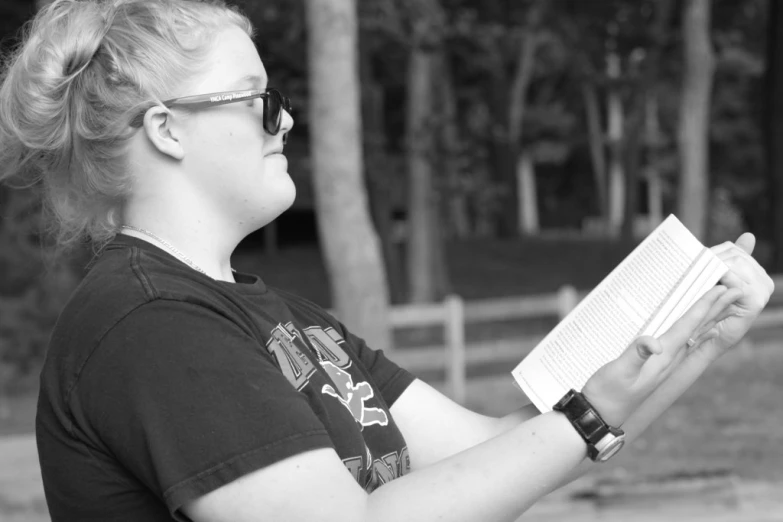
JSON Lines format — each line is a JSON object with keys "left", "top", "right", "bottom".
{"left": 382, "top": 274, "right": 783, "bottom": 404}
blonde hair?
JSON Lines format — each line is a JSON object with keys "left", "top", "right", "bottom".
{"left": 0, "top": 0, "right": 254, "bottom": 252}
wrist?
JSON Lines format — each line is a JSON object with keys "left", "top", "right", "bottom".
{"left": 553, "top": 389, "right": 626, "bottom": 462}
{"left": 580, "top": 384, "right": 633, "bottom": 428}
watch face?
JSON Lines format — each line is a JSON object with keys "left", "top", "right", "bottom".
{"left": 597, "top": 436, "right": 626, "bottom": 462}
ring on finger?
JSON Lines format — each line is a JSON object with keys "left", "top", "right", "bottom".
{"left": 686, "top": 337, "right": 697, "bottom": 348}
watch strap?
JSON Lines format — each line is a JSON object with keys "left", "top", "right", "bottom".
{"left": 553, "top": 389, "right": 616, "bottom": 447}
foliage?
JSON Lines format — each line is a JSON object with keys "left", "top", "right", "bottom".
{"left": 0, "top": 0, "right": 773, "bottom": 372}
{"left": 0, "top": 262, "right": 78, "bottom": 377}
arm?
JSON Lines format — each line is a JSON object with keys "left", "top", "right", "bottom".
{"left": 504, "top": 233, "right": 775, "bottom": 495}
{"left": 182, "top": 283, "right": 732, "bottom": 522}
{"left": 183, "top": 410, "right": 587, "bottom": 522}
{"left": 388, "top": 379, "right": 540, "bottom": 471}
{"left": 389, "top": 234, "right": 773, "bottom": 493}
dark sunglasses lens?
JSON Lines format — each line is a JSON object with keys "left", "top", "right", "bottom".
{"left": 264, "top": 90, "right": 284, "bottom": 135}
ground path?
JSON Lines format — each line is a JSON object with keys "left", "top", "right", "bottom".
{"left": 3, "top": 414, "right": 781, "bottom": 521}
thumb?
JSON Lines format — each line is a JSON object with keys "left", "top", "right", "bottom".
{"left": 620, "top": 336, "right": 661, "bottom": 374}
{"left": 735, "top": 232, "right": 756, "bottom": 255}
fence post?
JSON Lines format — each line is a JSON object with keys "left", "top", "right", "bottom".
{"left": 444, "top": 294, "right": 466, "bottom": 404}
{"left": 557, "top": 285, "right": 578, "bottom": 319}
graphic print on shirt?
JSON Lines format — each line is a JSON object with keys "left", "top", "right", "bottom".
{"left": 266, "top": 323, "right": 389, "bottom": 429}
{"left": 266, "top": 324, "right": 317, "bottom": 390}
{"left": 342, "top": 446, "right": 411, "bottom": 491}
{"left": 320, "top": 361, "right": 389, "bottom": 428}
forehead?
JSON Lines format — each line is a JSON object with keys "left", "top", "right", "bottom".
{"left": 195, "top": 25, "right": 268, "bottom": 91}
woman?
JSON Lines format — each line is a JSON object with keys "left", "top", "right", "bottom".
{"left": 0, "top": 0, "right": 773, "bottom": 521}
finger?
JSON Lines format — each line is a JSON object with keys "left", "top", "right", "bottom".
{"left": 710, "top": 240, "right": 737, "bottom": 257}
{"left": 691, "top": 304, "right": 738, "bottom": 342}
{"left": 690, "top": 327, "right": 720, "bottom": 349}
{"left": 619, "top": 336, "right": 661, "bottom": 375}
{"left": 710, "top": 233, "right": 756, "bottom": 257}
{"left": 721, "top": 260, "right": 774, "bottom": 305}
{"left": 658, "top": 285, "right": 728, "bottom": 351}
{"left": 723, "top": 252, "right": 766, "bottom": 275}
{"left": 687, "top": 286, "right": 743, "bottom": 342}
{"left": 722, "top": 254, "right": 776, "bottom": 295}
{"left": 715, "top": 248, "right": 757, "bottom": 270}
{"left": 698, "top": 287, "right": 744, "bottom": 329}
{"left": 734, "top": 232, "right": 756, "bottom": 255}
{"left": 720, "top": 261, "right": 752, "bottom": 290}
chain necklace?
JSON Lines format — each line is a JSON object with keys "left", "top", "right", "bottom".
{"left": 120, "top": 225, "right": 208, "bottom": 275}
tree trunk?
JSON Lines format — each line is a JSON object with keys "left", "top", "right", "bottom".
{"left": 438, "top": 53, "right": 470, "bottom": 238}
{"left": 645, "top": 93, "right": 664, "bottom": 229}
{"left": 765, "top": 0, "right": 783, "bottom": 271}
{"left": 606, "top": 51, "right": 625, "bottom": 237}
{"left": 487, "top": 76, "right": 515, "bottom": 236}
{"left": 677, "top": 0, "right": 714, "bottom": 240}
{"left": 360, "top": 35, "right": 405, "bottom": 304}
{"left": 583, "top": 83, "right": 608, "bottom": 220}
{"left": 305, "top": 0, "right": 392, "bottom": 352}
{"left": 508, "top": 4, "right": 543, "bottom": 236}
{"left": 622, "top": 0, "right": 674, "bottom": 240}
{"left": 517, "top": 149, "right": 539, "bottom": 234}
{"left": 621, "top": 108, "right": 643, "bottom": 239}
{"left": 406, "top": 23, "right": 439, "bottom": 303}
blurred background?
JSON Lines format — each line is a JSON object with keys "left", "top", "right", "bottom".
{"left": 1, "top": 0, "right": 782, "bottom": 521}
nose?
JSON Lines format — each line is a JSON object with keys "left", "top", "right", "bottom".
{"left": 279, "top": 107, "right": 294, "bottom": 135}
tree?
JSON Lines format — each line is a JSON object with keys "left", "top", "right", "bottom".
{"left": 509, "top": 0, "right": 545, "bottom": 235}
{"left": 304, "top": 0, "right": 392, "bottom": 351}
{"left": 765, "top": 0, "right": 783, "bottom": 270}
{"left": 357, "top": 0, "right": 451, "bottom": 304}
{"left": 677, "top": 0, "right": 715, "bottom": 240}
{"left": 620, "top": 0, "right": 675, "bottom": 239}
{"left": 405, "top": 0, "right": 449, "bottom": 303}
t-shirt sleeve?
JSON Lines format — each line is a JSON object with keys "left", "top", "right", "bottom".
{"left": 271, "top": 287, "right": 416, "bottom": 407}
{"left": 335, "top": 321, "right": 416, "bottom": 407}
{"left": 73, "top": 299, "right": 334, "bottom": 519}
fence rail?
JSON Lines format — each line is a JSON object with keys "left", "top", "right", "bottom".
{"left": 383, "top": 274, "right": 783, "bottom": 404}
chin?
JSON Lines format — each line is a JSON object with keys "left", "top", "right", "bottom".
{"left": 249, "top": 184, "right": 297, "bottom": 231}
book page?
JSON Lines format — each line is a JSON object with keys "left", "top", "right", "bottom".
{"left": 646, "top": 252, "right": 727, "bottom": 337}
{"left": 512, "top": 215, "right": 728, "bottom": 413}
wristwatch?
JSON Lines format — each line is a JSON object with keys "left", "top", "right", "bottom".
{"left": 552, "top": 389, "right": 626, "bottom": 462}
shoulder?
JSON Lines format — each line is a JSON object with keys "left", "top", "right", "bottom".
{"left": 42, "top": 241, "right": 255, "bottom": 399}
{"left": 269, "top": 286, "right": 343, "bottom": 330}
{"left": 51, "top": 240, "right": 233, "bottom": 349}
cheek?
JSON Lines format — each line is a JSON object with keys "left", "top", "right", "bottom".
{"left": 200, "top": 128, "right": 266, "bottom": 176}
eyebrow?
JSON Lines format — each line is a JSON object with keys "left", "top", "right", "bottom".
{"left": 232, "top": 74, "right": 267, "bottom": 89}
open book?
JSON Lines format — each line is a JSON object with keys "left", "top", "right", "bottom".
{"left": 511, "top": 214, "right": 728, "bottom": 413}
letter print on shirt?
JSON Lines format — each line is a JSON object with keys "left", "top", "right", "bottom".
{"left": 266, "top": 323, "right": 389, "bottom": 429}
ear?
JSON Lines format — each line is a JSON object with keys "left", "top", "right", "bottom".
{"left": 142, "top": 105, "right": 185, "bottom": 161}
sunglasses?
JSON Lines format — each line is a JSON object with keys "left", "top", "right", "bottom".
{"left": 129, "top": 88, "right": 291, "bottom": 136}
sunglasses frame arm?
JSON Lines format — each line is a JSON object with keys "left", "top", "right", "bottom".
{"left": 129, "top": 90, "right": 266, "bottom": 128}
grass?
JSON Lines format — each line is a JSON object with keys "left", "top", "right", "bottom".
{"left": 457, "top": 328, "right": 783, "bottom": 484}
{"left": 2, "top": 330, "right": 781, "bottom": 499}
{"left": 231, "top": 236, "right": 643, "bottom": 308}
{"left": 0, "top": 393, "right": 36, "bottom": 437}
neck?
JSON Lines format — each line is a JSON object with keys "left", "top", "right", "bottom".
{"left": 121, "top": 205, "right": 244, "bottom": 283}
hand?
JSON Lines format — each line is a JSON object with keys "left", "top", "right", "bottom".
{"left": 581, "top": 284, "right": 741, "bottom": 427}
{"left": 687, "top": 233, "right": 775, "bottom": 362}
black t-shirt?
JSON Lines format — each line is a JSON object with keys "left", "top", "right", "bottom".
{"left": 36, "top": 235, "right": 415, "bottom": 521}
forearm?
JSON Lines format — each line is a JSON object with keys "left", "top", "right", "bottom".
{"left": 546, "top": 349, "right": 719, "bottom": 494}
{"left": 366, "top": 411, "right": 586, "bottom": 522}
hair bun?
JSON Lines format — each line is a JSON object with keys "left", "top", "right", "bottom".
{"left": 1, "top": 0, "right": 255, "bottom": 252}
{"left": 36, "top": 0, "right": 110, "bottom": 85}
